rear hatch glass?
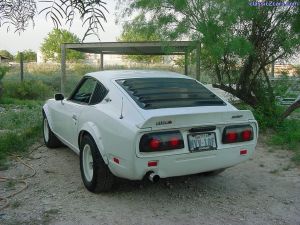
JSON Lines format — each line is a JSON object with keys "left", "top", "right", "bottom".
{"left": 116, "top": 78, "right": 226, "bottom": 110}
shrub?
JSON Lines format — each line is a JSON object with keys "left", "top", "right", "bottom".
{"left": 3, "top": 80, "right": 52, "bottom": 100}
{"left": 234, "top": 102, "right": 284, "bottom": 130}
{"left": 252, "top": 106, "right": 284, "bottom": 130}
{"left": 270, "top": 119, "right": 300, "bottom": 164}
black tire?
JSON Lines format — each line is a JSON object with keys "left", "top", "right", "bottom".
{"left": 202, "top": 168, "right": 226, "bottom": 176}
{"left": 42, "top": 112, "right": 62, "bottom": 148}
{"left": 80, "top": 134, "right": 114, "bottom": 193}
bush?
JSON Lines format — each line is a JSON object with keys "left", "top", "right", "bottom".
{"left": 3, "top": 80, "right": 52, "bottom": 100}
{"left": 234, "top": 102, "right": 284, "bottom": 130}
{"left": 0, "top": 66, "right": 9, "bottom": 97}
{"left": 270, "top": 119, "right": 300, "bottom": 164}
{"left": 252, "top": 106, "right": 284, "bottom": 130}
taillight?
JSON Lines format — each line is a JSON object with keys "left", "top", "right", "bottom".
{"left": 241, "top": 130, "right": 252, "bottom": 141}
{"left": 222, "top": 125, "right": 253, "bottom": 144}
{"left": 149, "top": 138, "right": 161, "bottom": 150}
{"left": 140, "top": 131, "right": 184, "bottom": 152}
{"left": 226, "top": 132, "right": 238, "bottom": 143}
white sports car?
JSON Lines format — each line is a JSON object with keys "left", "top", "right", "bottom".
{"left": 42, "top": 70, "right": 258, "bottom": 192}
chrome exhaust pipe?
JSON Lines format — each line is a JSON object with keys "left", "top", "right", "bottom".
{"left": 148, "top": 172, "right": 160, "bottom": 183}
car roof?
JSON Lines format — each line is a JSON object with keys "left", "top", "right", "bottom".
{"left": 85, "top": 70, "right": 192, "bottom": 81}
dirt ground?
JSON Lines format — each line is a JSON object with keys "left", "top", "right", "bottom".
{"left": 0, "top": 137, "right": 300, "bottom": 225}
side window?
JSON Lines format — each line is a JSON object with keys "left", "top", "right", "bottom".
{"left": 70, "top": 78, "right": 97, "bottom": 104}
{"left": 90, "top": 82, "right": 108, "bottom": 105}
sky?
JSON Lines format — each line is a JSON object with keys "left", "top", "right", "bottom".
{"left": 0, "top": 1, "right": 122, "bottom": 54}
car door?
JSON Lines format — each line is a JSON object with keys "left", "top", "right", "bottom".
{"left": 52, "top": 77, "right": 98, "bottom": 149}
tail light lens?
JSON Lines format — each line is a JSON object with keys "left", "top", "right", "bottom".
{"left": 140, "top": 131, "right": 184, "bottom": 152}
{"left": 226, "top": 132, "right": 238, "bottom": 143}
{"left": 222, "top": 125, "right": 253, "bottom": 144}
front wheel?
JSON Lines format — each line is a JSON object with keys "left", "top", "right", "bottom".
{"left": 80, "top": 135, "right": 114, "bottom": 193}
{"left": 43, "top": 112, "right": 62, "bottom": 148}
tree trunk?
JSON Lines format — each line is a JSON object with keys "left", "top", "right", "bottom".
{"left": 280, "top": 98, "right": 300, "bottom": 120}
{"left": 0, "top": 83, "right": 2, "bottom": 98}
{"left": 212, "top": 83, "right": 258, "bottom": 107}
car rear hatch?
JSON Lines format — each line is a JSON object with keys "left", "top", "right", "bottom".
{"left": 136, "top": 109, "right": 258, "bottom": 157}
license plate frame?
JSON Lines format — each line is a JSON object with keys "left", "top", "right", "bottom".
{"left": 187, "top": 132, "right": 217, "bottom": 152}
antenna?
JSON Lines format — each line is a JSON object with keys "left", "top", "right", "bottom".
{"left": 120, "top": 97, "right": 124, "bottom": 119}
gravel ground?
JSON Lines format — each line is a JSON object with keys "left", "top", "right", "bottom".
{"left": 0, "top": 137, "right": 300, "bottom": 225}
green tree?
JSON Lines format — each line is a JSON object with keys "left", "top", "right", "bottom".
{"left": 118, "top": 15, "right": 162, "bottom": 63}
{"left": 15, "top": 50, "right": 37, "bottom": 62}
{"left": 41, "top": 29, "right": 85, "bottom": 62}
{"left": 0, "top": 0, "right": 108, "bottom": 40}
{"left": 0, "top": 50, "right": 13, "bottom": 60}
{"left": 119, "top": 0, "right": 300, "bottom": 121}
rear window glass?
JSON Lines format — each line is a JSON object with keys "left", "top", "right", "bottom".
{"left": 116, "top": 78, "right": 226, "bottom": 110}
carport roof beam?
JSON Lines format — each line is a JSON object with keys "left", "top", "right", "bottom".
{"left": 64, "top": 41, "right": 197, "bottom": 55}
{"left": 61, "top": 41, "right": 200, "bottom": 94}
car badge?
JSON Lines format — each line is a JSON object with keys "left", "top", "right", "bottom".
{"left": 156, "top": 120, "right": 173, "bottom": 126}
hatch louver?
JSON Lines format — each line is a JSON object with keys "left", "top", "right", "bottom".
{"left": 116, "top": 78, "right": 226, "bottom": 110}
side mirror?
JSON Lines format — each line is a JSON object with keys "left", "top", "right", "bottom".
{"left": 54, "top": 93, "right": 64, "bottom": 101}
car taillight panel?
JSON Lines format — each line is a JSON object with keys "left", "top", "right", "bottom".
{"left": 140, "top": 131, "right": 184, "bottom": 152}
{"left": 222, "top": 125, "right": 254, "bottom": 144}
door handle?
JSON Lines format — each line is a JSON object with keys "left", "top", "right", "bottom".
{"left": 72, "top": 114, "right": 78, "bottom": 121}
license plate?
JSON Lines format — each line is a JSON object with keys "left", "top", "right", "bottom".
{"left": 188, "top": 132, "right": 217, "bottom": 152}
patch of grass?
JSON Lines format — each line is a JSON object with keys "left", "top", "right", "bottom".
{"left": 0, "top": 97, "right": 43, "bottom": 106}
{"left": 0, "top": 104, "right": 42, "bottom": 166}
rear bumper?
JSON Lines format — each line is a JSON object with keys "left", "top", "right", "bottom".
{"left": 108, "top": 143, "right": 255, "bottom": 180}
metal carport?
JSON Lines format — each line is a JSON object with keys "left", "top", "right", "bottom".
{"left": 61, "top": 41, "right": 201, "bottom": 93}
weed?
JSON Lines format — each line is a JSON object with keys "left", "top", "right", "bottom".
{"left": 282, "top": 164, "right": 293, "bottom": 171}
{"left": 269, "top": 169, "right": 279, "bottom": 174}
{"left": 42, "top": 208, "right": 60, "bottom": 224}
{"left": 44, "top": 208, "right": 60, "bottom": 214}
{"left": 5, "top": 179, "right": 17, "bottom": 190}
{"left": 11, "top": 200, "right": 22, "bottom": 209}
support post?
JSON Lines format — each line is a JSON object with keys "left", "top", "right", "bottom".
{"left": 100, "top": 52, "right": 104, "bottom": 71}
{"left": 196, "top": 42, "right": 201, "bottom": 81}
{"left": 20, "top": 52, "right": 24, "bottom": 82}
{"left": 184, "top": 51, "right": 189, "bottom": 75}
{"left": 61, "top": 44, "right": 66, "bottom": 94}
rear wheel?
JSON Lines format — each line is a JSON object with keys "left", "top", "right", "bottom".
{"left": 202, "top": 168, "right": 226, "bottom": 176}
{"left": 80, "top": 134, "right": 114, "bottom": 193}
{"left": 43, "top": 112, "right": 62, "bottom": 148}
